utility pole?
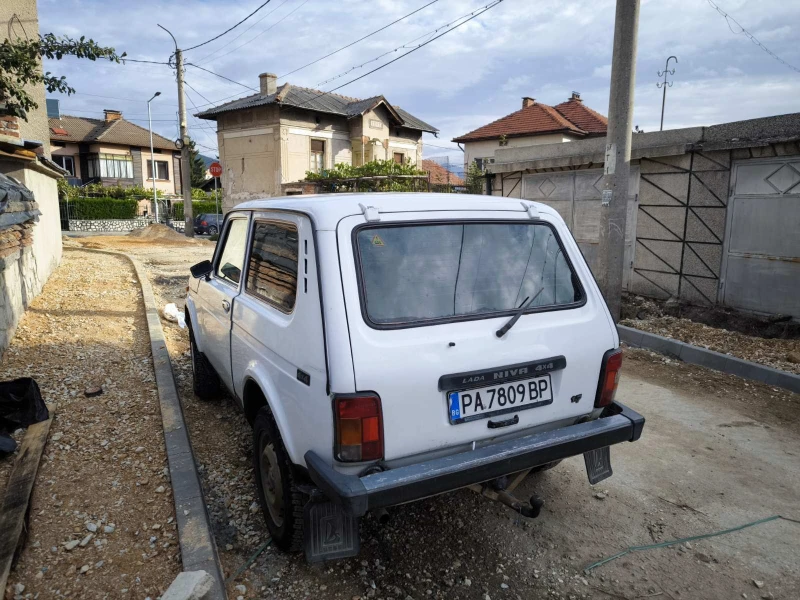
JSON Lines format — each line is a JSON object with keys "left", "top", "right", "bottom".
{"left": 147, "top": 91, "right": 161, "bottom": 222}
{"left": 658, "top": 56, "right": 677, "bottom": 131}
{"left": 597, "top": 0, "right": 640, "bottom": 322}
{"left": 159, "top": 25, "right": 194, "bottom": 237}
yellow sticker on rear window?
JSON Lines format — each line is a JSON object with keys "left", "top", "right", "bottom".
{"left": 371, "top": 235, "right": 384, "bottom": 246}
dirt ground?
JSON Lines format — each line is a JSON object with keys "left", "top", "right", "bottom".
{"left": 69, "top": 233, "right": 800, "bottom": 600}
{"left": 620, "top": 295, "right": 800, "bottom": 375}
{"left": 0, "top": 249, "right": 179, "bottom": 600}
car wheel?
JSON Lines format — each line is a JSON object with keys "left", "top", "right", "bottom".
{"left": 189, "top": 325, "right": 220, "bottom": 400}
{"left": 207, "top": 225, "right": 218, "bottom": 235}
{"left": 253, "top": 407, "right": 304, "bottom": 552}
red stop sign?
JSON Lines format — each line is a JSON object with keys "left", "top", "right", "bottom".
{"left": 209, "top": 162, "right": 222, "bottom": 177}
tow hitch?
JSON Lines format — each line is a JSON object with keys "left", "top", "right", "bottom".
{"left": 468, "top": 469, "right": 544, "bottom": 518}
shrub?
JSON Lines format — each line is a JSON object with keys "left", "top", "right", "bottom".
{"left": 60, "top": 197, "right": 138, "bottom": 219}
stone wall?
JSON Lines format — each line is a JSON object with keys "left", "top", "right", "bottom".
{"left": 66, "top": 217, "right": 154, "bottom": 232}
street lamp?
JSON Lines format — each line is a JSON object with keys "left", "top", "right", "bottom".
{"left": 147, "top": 91, "right": 161, "bottom": 222}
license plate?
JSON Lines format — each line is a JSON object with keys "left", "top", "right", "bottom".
{"left": 447, "top": 375, "right": 553, "bottom": 424}
{"left": 584, "top": 446, "right": 613, "bottom": 484}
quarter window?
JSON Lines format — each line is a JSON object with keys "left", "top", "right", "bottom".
{"left": 246, "top": 221, "right": 299, "bottom": 312}
{"left": 215, "top": 219, "right": 248, "bottom": 286}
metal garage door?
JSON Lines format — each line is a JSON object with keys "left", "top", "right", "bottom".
{"left": 722, "top": 158, "right": 800, "bottom": 317}
{"left": 521, "top": 169, "right": 639, "bottom": 289}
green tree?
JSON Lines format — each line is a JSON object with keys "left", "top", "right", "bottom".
{"left": 465, "top": 160, "right": 485, "bottom": 195}
{"left": 187, "top": 138, "right": 208, "bottom": 188}
{"left": 1, "top": 34, "right": 124, "bottom": 120}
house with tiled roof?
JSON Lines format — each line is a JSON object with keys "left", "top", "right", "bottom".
{"left": 195, "top": 73, "right": 437, "bottom": 206}
{"left": 48, "top": 104, "right": 182, "bottom": 194}
{"left": 452, "top": 92, "right": 607, "bottom": 172}
{"left": 421, "top": 159, "right": 465, "bottom": 188}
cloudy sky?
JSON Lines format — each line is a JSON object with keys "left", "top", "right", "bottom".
{"left": 38, "top": 0, "right": 800, "bottom": 164}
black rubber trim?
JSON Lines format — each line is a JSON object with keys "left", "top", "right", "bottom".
{"left": 305, "top": 400, "right": 645, "bottom": 516}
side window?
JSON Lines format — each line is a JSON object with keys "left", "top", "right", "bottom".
{"left": 215, "top": 219, "right": 248, "bottom": 285}
{"left": 246, "top": 221, "right": 299, "bottom": 312}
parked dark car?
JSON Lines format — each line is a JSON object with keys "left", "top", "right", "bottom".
{"left": 194, "top": 213, "right": 222, "bottom": 235}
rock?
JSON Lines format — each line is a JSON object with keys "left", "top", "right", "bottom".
{"left": 63, "top": 539, "right": 80, "bottom": 551}
{"left": 786, "top": 352, "right": 800, "bottom": 364}
{"left": 501, "top": 583, "right": 509, "bottom": 589}
{"left": 696, "top": 552, "right": 713, "bottom": 563}
{"left": 135, "top": 446, "right": 145, "bottom": 453}
{"left": 235, "top": 585, "right": 246, "bottom": 594}
{"left": 155, "top": 485, "right": 166, "bottom": 494}
{"left": 249, "top": 501, "right": 260, "bottom": 514}
{"left": 84, "top": 385, "right": 103, "bottom": 397}
{"left": 13, "top": 584, "right": 24, "bottom": 595}
{"left": 464, "top": 578, "right": 472, "bottom": 587}
{"left": 753, "top": 580, "right": 764, "bottom": 589}
{"left": 104, "top": 525, "right": 116, "bottom": 534}
{"left": 161, "top": 570, "right": 214, "bottom": 600}
{"left": 761, "top": 593, "right": 774, "bottom": 600}
{"left": 79, "top": 564, "right": 90, "bottom": 574}
{"left": 79, "top": 533, "right": 93, "bottom": 547}
{"left": 51, "top": 432, "right": 63, "bottom": 441}
{"left": 684, "top": 542, "right": 692, "bottom": 549}
{"left": 593, "top": 492, "right": 607, "bottom": 500}
{"left": 86, "top": 522, "right": 97, "bottom": 533}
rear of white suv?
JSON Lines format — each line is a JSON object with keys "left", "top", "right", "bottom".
{"left": 305, "top": 202, "right": 644, "bottom": 529}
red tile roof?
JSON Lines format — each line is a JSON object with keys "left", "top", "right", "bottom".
{"left": 452, "top": 97, "right": 607, "bottom": 143}
{"left": 421, "top": 159, "right": 465, "bottom": 186}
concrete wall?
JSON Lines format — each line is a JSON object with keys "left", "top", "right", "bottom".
{"left": 280, "top": 107, "right": 351, "bottom": 182}
{"left": 67, "top": 217, "right": 154, "bottom": 232}
{"left": 217, "top": 105, "right": 281, "bottom": 209}
{"left": 464, "top": 133, "right": 576, "bottom": 173}
{"left": 0, "top": 158, "right": 63, "bottom": 355}
{"left": 140, "top": 150, "right": 178, "bottom": 194}
{"left": 1, "top": 0, "right": 50, "bottom": 156}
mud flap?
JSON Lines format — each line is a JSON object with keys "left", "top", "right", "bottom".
{"left": 584, "top": 446, "right": 613, "bottom": 485}
{"left": 303, "top": 500, "right": 360, "bottom": 563}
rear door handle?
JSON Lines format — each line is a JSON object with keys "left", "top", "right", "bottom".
{"left": 222, "top": 300, "right": 231, "bottom": 313}
{"left": 488, "top": 415, "right": 519, "bottom": 429}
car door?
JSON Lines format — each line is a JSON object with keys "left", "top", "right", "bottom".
{"left": 195, "top": 212, "right": 250, "bottom": 393}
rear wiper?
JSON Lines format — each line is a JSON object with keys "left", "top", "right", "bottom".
{"left": 495, "top": 288, "right": 543, "bottom": 338}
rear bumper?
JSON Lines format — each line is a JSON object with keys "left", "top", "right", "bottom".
{"left": 305, "top": 401, "right": 644, "bottom": 517}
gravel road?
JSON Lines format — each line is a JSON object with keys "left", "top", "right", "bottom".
{"left": 76, "top": 232, "right": 800, "bottom": 600}
{"left": 0, "top": 248, "right": 180, "bottom": 600}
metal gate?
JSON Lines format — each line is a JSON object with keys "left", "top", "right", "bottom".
{"left": 516, "top": 168, "right": 639, "bottom": 288}
{"left": 721, "top": 157, "right": 800, "bottom": 317}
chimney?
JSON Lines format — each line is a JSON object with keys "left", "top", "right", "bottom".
{"left": 522, "top": 97, "right": 536, "bottom": 109}
{"left": 259, "top": 73, "right": 277, "bottom": 96}
{"left": 104, "top": 109, "right": 122, "bottom": 122}
{"left": 570, "top": 91, "right": 582, "bottom": 102}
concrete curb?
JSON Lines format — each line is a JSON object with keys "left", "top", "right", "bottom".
{"left": 618, "top": 324, "right": 800, "bottom": 395}
{"left": 66, "top": 247, "right": 227, "bottom": 599}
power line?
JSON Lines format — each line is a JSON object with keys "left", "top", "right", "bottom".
{"left": 58, "top": 107, "right": 176, "bottom": 118}
{"left": 184, "top": 0, "right": 274, "bottom": 52}
{"left": 184, "top": 81, "right": 219, "bottom": 111}
{"left": 124, "top": 58, "right": 169, "bottom": 65}
{"left": 194, "top": 0, "right": 294, "bottom": 64}
{"left": 61, "top": 91, "right": 178, "bottom": 107}
{"left": 197, "top": 0, "right": 310, "bottom": 66}
{"left": 278, "top": 0, "right": 441, "bottom": 80}
{"left": 705, "top": 0, "right": 800, "bottom": 75}
{"left": 299, "top": 0, "right": 504, "bottom": 110}
{"left": 316, "top": 1, "right": 503, "bottom": 88}
{"left": 185, "top": 63, "right": 259, "bottom": 92}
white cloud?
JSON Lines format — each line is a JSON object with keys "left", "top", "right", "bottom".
{"left": 592, "top": 64, "right": 611, "bottom": 78}
{"left": 33, "top": 0, "right": 800, "bottom": 150}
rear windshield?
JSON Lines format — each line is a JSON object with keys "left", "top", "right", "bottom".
{"left": 355, "top": 222, "right": 584, "bottom": 326}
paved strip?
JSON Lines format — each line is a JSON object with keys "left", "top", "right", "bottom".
{"left": 74, "top": 248, "right": 226, "bottom": 599}
{"left": 618, "top": 324, "right": 800, "bottom": 394}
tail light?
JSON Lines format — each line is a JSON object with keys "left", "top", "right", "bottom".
{"left": 201, "top": 220, "right": 208, "bottom": 226}
{"left": 334, "top": 393, "right": 383, "bottom": 462}
{"left": 594, "top": 348, "right": 623, "bottom": 408}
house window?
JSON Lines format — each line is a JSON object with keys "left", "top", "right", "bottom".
{"left": 147, "top": 160, "right": 169, "bottom": 181}
{"left": 475, "top": 157, "right": 495, "bottom": 172}
{"left": 393, "top": 152, "right": 404, "bottom": 164}
{"left": 87, "top": 153, "right": 134, "bottom": 179}
{"left": 310, "top": 139, "right": 325, "bottom": 174}
{"left": 52, "top": 155, "right": 75, "bottom": 176}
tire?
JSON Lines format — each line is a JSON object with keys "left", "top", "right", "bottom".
{"left": 207, "top": 225, "right": 218, "bottom": 235}
{"left": 189, "top": 324, "right": 220, "bottom": 400}
{"left": 253, "top": 408, "right": 304, "bottom": 552}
